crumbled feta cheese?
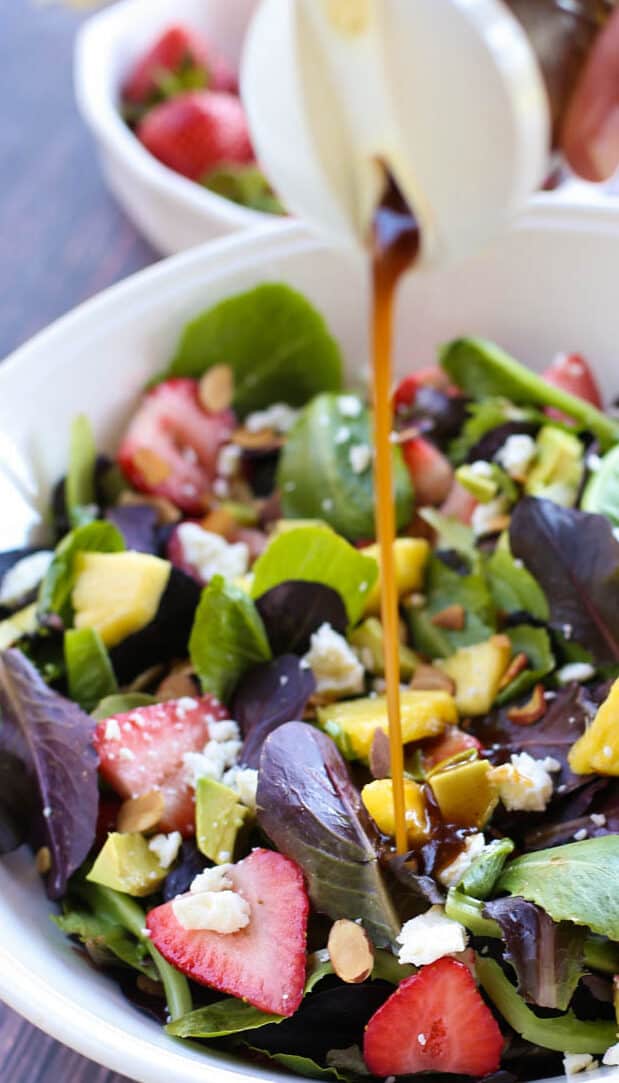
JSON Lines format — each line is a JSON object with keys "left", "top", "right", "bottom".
{"left": 495, "top": 434, "right": 537, "bottom": 479}
{"left": 217, "top": 444, "right": 242, "bottom": 478}
{"left": 0, "top": 550, "right": 54, "bottom": 608}
{"left": 396, "top": 906, "right": 468, "bottom": 967}
{"left": 573, "top": 828, "right": 588, "bottom": 841}
{"left": 177, "top": 523, "right": 248, "bottom": 582}
{"left": 590, "top": 813, "right": 607, "bottom": 827}
{"left": 603, "top": 1043, "right": 619, "bottom": 1066}
{"left": 587, "top": 453, "right": 602, "bottom": 473}
{"left": 469, "top": 460, "right": 494, "bottom": 477}
{"left": 321, "top": 498, "right": 334, "bottom": 512}
{"left": 104, "top": 718, "right": 121, "bottom": 742}
{"left": 557, "top": 663, "right": 595, "bottom": 685}
{"left": 210, "top": 720, "right": 241, "bottom": 743}
{"left": 494, "top": 752, "right": 559, "bottom": 813}
{"left": 183, "top": 723, "right": 242, "bottom": 789}
{"left": 438, "top": 833, "right": 486, "bottom": 888}
{"left": 233, "top": 768, "right": 259, "bottom": 811}
{"left": 349, "top": 444, "right": 372, "bottom": 475}
{"left": 173, "top": 889, "right": 250, "bottom": 933}
{"left": 334, "top": 426, "right": 351, "bottom": 445}
{"left": 303, "top": 622, "right": 364, "bottom": 697}
{"left": 471, "top": 496, "right": 508, "bottom": 537}
{"left": 563, "top": 1053, "right": 595, "bottom": 1076}
{"left": 148, "top": 831, "right": 182, "bottom": 869}
{"left": 337, "top": 395, "right": 362, "bottom": 418}
{"left": 245, "top": 403, "right": 299, "bottom": 434}
{"left": 175, "top": 696, "right": 199, "bottom": 715}
{"left": 190, "top": 866, "right": 234, "bottom": 893}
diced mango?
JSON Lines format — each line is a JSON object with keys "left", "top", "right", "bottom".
{"left": 362, "top": 538, "right": 430, "bottom": 616}
{"left": 72, "top": 551, "right": 170, "bottom": 648}
{"left": 569, "top": 677, "right": 619, "bottom": 775}
{"left": 317, "top": 689, "right": 457, "bottom": 761}
{"left": 362, "top": 778, "right": 430, "bottom": 844}
{"left": 437, "top": 636, "right": 512, "bottom": 716}
{"left": 429, "top": 758, "right": 499, "bottom": 828}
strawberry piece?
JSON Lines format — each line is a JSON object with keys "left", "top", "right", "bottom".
{"left": 439, "top": 480, "right": 477, "bottom": 525}
{"left": 543, "top": 353, "right": 604, "bottom": 423}
{"left": 137, "top": 91, "right": 253, "bottom": 182}
{"left": 146, "top": 849, "right": 309, "bottom": 1015}
{"left": 394, "top": 367, "right": 451, "bottom": 414}
{"left": 421, "top": 726, "right": 482, "bottom": 772}
{"left": 402, "top": 436, "right": 454, "bottom": 507}
{"left": 117, "top": 378, "right": 235, "bottom": 514}
{"left": 122, "top": 25, "right": 236, "bottom": 105}
{"left": 363, "top": 957, "right": 503, "bottom": 1078}
{"left": 93, "top": 694, "right": 229, "bottom": 835}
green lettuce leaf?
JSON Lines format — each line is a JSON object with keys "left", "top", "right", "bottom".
{"left": 485, "top": 534, "right": 549, "bottom": 620}
{"left": 407, "top": 553, "right": 495, "bottom": 657}
{"left": 582, "top": 443, "right": 619, "bottom": 526}
{"left": 167, "top": 999, "right": 283, "bottom": 1039}
{"left": 460, "top": 837, "right": 515, "bottom": 900}
{"left": 190, "top": 575, "right": 271, "bottom": 701}
{"left": 418, "top": 508, "right": 477, "bottom": 560}
{"left": 246, "top": 1050, "right": 347, "bottom": 1081}
{"left": 497, "top": 625, "right": 555, "bottom": 704}
{"left": 66, "top": 414, "right": 97, "bottom": 529}
{"left": 38, "top": 521, "right": 125, "bottom": 624}
{"left": 53, "top": 907, "right": 155, "bottom": 977}
{"left": 202, "top": 165, "right": 285, "bottom": 215}
{"left": 448, "top": 398, "right": 538, "bottom": 464}
{"left": 64, "top": 627, "right": 118, "bottom": 712}
{"left": 91, "top": 692, "right": 156, "bottom": 721}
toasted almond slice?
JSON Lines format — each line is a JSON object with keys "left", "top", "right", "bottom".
{"left": 117, "top": 790, "right": 165, "bottom": 834}
{"left": 199, "top": 364, "right": 234, "bottom": 412}
{"left": 506, "top": 683, "right": 547, "bottom": 726}
{"left": 498, "top": 652, "right": 529, "bottom": 692}
{"left": 327, "top": 919, "right": 375, "bottom": 984}
{"left": 118, "top": 489, "right": 181, "bottom": 524}
{"left": 35, "top": 846, "right": 51, "bottom": 875}
{"left": 410, "top": 664, "right": 456, "bottom": 694}
{"left": 128, "top": 664, "right": 166, "bottom": 692}
{"left": 157, "top": 662, "right": 197, "bottom": 701}
{"left": 133, "top": 448, "right": 172, "bottom": 486}
{"left": 481, "top": 514, "right": 511, "bottom": 536}
{"left": 369, "top": 727, "right": 391, "bottom": 780}
{"left": 430, "top": 604, "right": 466, "bottom": 631}
{"left": 200, "top": 506, "right": 237, "bottom": 538}
{"left": 231, "top": 427, "right": 284, "bottom": 450}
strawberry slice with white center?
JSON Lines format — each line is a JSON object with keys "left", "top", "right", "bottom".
{"left": 118, "top": 378, "right": 235, "bottom": 514}
{"left": 421, "top": 726, "right": 482, "bottom": 772}
{"left": 93, "top": 694, "right": 229, "bottom": 835}
{"left": 146, "top": 849, "right": 309, "bottom": 1016}
{"left": 401, "top": 436, "right": 454, "bottom": 507}
{"left": 363, "top": 957, "right": 503, "bottom": 1078}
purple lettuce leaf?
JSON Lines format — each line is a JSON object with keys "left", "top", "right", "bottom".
{"left": 523, "top": 778, "right": 619, "bottom": 852}
{"left": 255, "top": 580, "right": 347, "bottom": 656}
{"left": 162, "top": 840, "right": 209, "bottom": 902}
{"left": 232, "top": 655, "right": 316, "bottom": 768}
{"left": 510, "top": 497, "right": 619, "bottom": 664}
{"left": 484, "top": 896, "right": 585, "bottom": 1010}
{"left": 0, "top": 648, "right": 99, "bottom": 898}
{"left": 105, "top": 505, "right": 158, "bottom": 554}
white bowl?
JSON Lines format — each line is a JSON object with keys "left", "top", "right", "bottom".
{"left": 1, "top": 203, "right": 619, "bottom": 1082}
{"left": 74, "top": 0, "right": 269, "bottom": 255}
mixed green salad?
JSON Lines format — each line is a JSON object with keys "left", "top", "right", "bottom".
{"left": 3, "top": 283, "right": 619, "bottom": 1081}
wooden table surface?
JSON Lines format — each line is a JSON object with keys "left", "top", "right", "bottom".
{"left": 0, "top": 1, "right": 155, "bottom": 1078}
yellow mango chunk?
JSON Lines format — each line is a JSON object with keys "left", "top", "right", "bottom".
{"left": 437, "top": 636, "right": 512, "bottom": 716}
{"left": 363, "top": 538, "right": 430, "bottom": 616}
{"left": 73, "top": 551, "right": 170, "bottom": 648}
{"left": 317, "top": 689, "right": 457, "bottom": 760}
{"left": 362, "top": 778, "right": 430, "bottom": 844}
{"left": 569, "top": 677, "right": 619, "bottom": 775}
{"left": 429, "top": 758, "right": 499, "bottom": 828}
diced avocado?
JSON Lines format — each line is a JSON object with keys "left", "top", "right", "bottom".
{"left": 362, "top": 538, "right": 430, "bottom": 616}
{"left": 455, "top": 464, "right": 498, "bottom": 503}
{"left": 569, "top": 677, "right": 619, "bottom": 775}
{"left": 72, "top": 551, "right": 171, "bottom": 647}
{"left": 64, "top": 626, "right": 117, "bottom": 712}
{"left": 0, "top": 602, "right": 38, "bottom": 651}
{"left": 87, "top": 832, "right": 166, "bottom": 896}
{"left": 349, "top": 617, "right": 418, "bottom": 679}
{"left": 195, "top": 777, "right": 249, "bottom": 864}
{"left": 429, "top": 758, "right": 499, "bottom": 828}
{"left": 525, "top": 426, "right": 584, "bottom": 507}
{"left": 317, "top": 689, "right": 457, "bottom": 761}
{"left": 437, "top": 636, "right": 512, "bottom": 716}
{"left": 361, "top": 778, "right": 429, "bottom": 844}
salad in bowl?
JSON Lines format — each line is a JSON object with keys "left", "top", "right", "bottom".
{"left": 2, "top": 278, "right": 619, "bottom": 1082}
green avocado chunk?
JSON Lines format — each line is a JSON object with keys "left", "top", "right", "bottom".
{"left": 525, "top": 426, "right": 584, "bottom": 506}
{"left": 349, "top": 617, "right": 418, "bottom": 678}
{"left": 87, "top": 833, "right": 166, "bottom": 897}
{"left": 195, "top": 778, "right": 249, "bottom": 864}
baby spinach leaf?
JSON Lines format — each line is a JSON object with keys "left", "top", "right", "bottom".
{"left": 38, "top": 520, "right": 125, "bottom": 624}
{"left": 485, "top": 534, "right": 549, "bottom": 621}
{"left": 91, "top": 692, "right": 155, "bottom": 721}
{"left": 461, "top": 837, "right": 515, "bottom": 899}
{"left": 251, "top": 526, "right": 377, "bottom": 626}
{"left": 0, "top": 649, "right": 98, "bottom": 898}
{"left": 418, "top": 508, "right": 477, "bottom": 560}
{"left": 448, "top": 398, "right": 540, "bottom": 464}
{"left": 245, "top": 1049, "right": 347, "bottom": 1081}
{"left": 167, "top": 284, "right": 343, "bottom": 417}
{"left": 407, "top": 553, "right": 495, "bottom": 657}
{"left": 582, "top": 443, "right": 619, "bottom": 527}
{"left": 66, "top": 414, "right": 97, "bottom": 529}
{"left": 498, "top": 837, "right": 619, "bottom": 939}
{"left": 167, "top": 999, "right": 283, "bottom": 1038}
{"left": 441, "top": 338, "right": 619, "bottom": 450}
{"left": 510, "top": 498, "right": 619, "bottom": 664}
{"left": 64, "top": 627, "right": 118, "bottom": 712}
{"left": 189, "top": 575, "right": 271, "bottom": 702}
{"left": 257, "top": 722, "right": 400, "bottom": 946}
{"left": 53, "top": 907, "right": 155, "bottom": 977}
{"left": 484, "top": 896, "right": 585, "bottom": 1010}
{"left": 277, "top": 394, "right": 413, "bottom": 542}
{"left": 256, "top": 580, "right": 347, "bottom": 655}
{"left": 497, "top": 625, "right": 555, "bottom": 704}
{"left": 232, "top": 655, "right": 316, "bottom": 767}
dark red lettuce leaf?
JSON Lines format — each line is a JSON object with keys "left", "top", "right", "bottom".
{"left": 523, "top": 778, "right": 619, "bottom": 852}
{"left": 232, "top": 655, "right": 315, "bottom": 768}
{"left": 162, "top": 839, "right": 208, "bottom": 902}
{"left": 484, "top": 896, "right": 585, "bottom": 1010}
{"left": 0, "top": 648, "right": 99, "bottom": 898}
{"left": 466, "top": 420, "right": 539, "bottom": 464}
{"left": 510, "top": 497, "right": 619, "bottom": 664}
{"left": 0, "top": 752, "right": 37, "bottom": 852}
{"left": 105, "top": 505, "right": 158, "bottom": 554}
{"left": 255, "top": 580, "right": 347, "bottom": 656}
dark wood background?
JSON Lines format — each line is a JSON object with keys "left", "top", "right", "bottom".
{"left": 1, "top": 1, "right": 155, "bottom": 1078}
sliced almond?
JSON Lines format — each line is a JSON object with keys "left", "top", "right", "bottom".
{"left": 133, "top": 448, "right": 172, "bottom": 486}
{"left": 35, "top": 846, "right": 51, "bottom": 875}
{"left": 327, "top": 919, "right": 375, "bottom": 984}
{"left": 506, "top": 683, "right": 547, "bottom": 726}
{"left": 157, "top": 662, "right": 197, "bottom": 701}
{"left": 117, "top": 790, "right": 165, "bottom": 834}
{"left": 410, "top": 664, "right": 456, "bottom": 694}
{"left": 369, "top": 727, "right": 391, "bottom": 780}
{"left": 430, "top": 604, "right": 466, "bottom": 631}
{"left": 118, "top": 489, "right": 181, "bottom": 524}
{"left": 128, "top": 664, "right": 166, "bottom": 692}
{"left": 481, "top": 514, "right": 511, "bottom": 536}
{"left": 201, "top": 506, "right": 237, "bottom": 539}
{"left": 231, "top": 427, "right": 284, "bottom": 450}
{"left": 199, "top": 364, "right": 234, "bottom": 412}
{"left": 498, "top": 652, "right": 529, "bottom": 692}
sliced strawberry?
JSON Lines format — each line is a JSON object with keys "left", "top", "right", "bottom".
{"left": 93, "top": 694, "right": 229, "bottom": 835}
{"left": 146, "top": 849, "right": 309, "bottom": 1015}
{"left": 439, "top": 480, "right": 477, "bottom": 525}
{"left": 394, "top": 367, "right": 451, "bottom": 414}
{"left": 543, "top": 353, "right": 604, "bottom": 422}
{"left": 137, "top": 91, "right": 253, "bottom": 182}
{"left": 122, "top": 25, "right": 236, "bottom": 106}
{"left": 402, "top": 436, "right": 454, "bottom": 507}
{"left": 363, "top": 957, "right": 503, "bottom": 1078}
{"left": 117, "top": 378, "right": 235, "bottom": 514}
{"left": 421, "top": 726, "right": 482, "bottom": 772}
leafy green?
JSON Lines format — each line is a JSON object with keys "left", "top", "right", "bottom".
{"left": 477, "top": 956, "right": 616, "bottom": 1054}
{"left": 445, "top": 889, "right": 502, "bottom": 938}
{"left": 202, "top": 165, "right": 285, "bottom": 215}
{"left": 497, "top": 625, "right": 555, "bottom": 704}
{"left": 441, "top": 338, "right": 619, "bottom": 450}
{"left": 91, "top": 692, "right": 155, "bottom": 721}
{"left": 448, "top": 398, "right": 537, "bottom": 464}
{"left": 461, "top": 837, "right": 515, "bottom": 899}
{"left": 582, "top": 443, "right": 619, "bottom": 526}
{"left": 64, "top": 627, "right": 117, "bottom": 712}
{"left": 278, "top": 394, "right": 412, "bottom": 542}
{"left": 38, "top": 521, "right": 125, "bottom": 624}
{"left": 166, "top": 284, "right": 343, "bottom": 417}
{"left": 167, "top": 999, "right": 283, "bottom": 1038}
{"left": 407, "top": 553, "right": 495, "bottom": 657}
{"left": 485, "top": 534, "right": 549, "bottom": 620}
{"left": 498, "top": 837, "right": 619, "bottom": 939}
{"left": 53, "top": 907, "right": 155, "bottom": 977}
{"left": 190, "top": 575, "right": 271, "bottom": 701}
{"left": 418, "top": 508, "right": 477, "bottom": 560}
{"left": 246, "top": 1050, "right": 347, "bottom": 1081}
{"left": 251, "top": 525, "right": 378, "bottom": 626}
{"left": 66, "top": 414, "right": 97, "bottom": 529}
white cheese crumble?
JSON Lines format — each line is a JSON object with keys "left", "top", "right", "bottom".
{"left": 245, "top": 403, "right": 299, "bottom": 434}
{"left": 438, "top": 833, "right": 486, "bottom": 888}
{"left": 494, "top": 752, "right": 560, "bottom": 813}
{"left": 190, "top": 865, "right": 234, "bottom": 893}
{"left": 216, "top": 444, "right": 242, "bottom": 478}
{"left": 183, "top": 719, "right": 242, "bottom": 789}
{"left": 495, "top": 434, "right": 537, "bottom": 479}
{"left": 590, "top": 813, "right": 607, "bottom": 827}
{"left": 603, "top": 1043, "right": 619, "bottom": 1066}
{"left": 172, "top": 889, "right": 250, "bottom": 933}
{"left": 176, "top": 523, "right": 249, "bottom": 582}
{"left": 562, "top": 1053, "right": 596, "bottom": 1076}
{"left": 337, "top": 395, "right": 362, "bottom": 418}
{"left": 573, "top": 828, "right": 588, "bottom": 841}
{"left": 0, "top": 550, "right": 54, "bottom": 608}
{"left": 303, "top": 622, "right": 364, "bottom": 697}
{"left": 469, "top": 460, "right": 494, "bottom": 478}
{"left": 397, "top": 906, "right": 468, "bottom": 967}
{"left": 349, "top": 444, "right": 372, "bottom": 475}
{"left": 104, "top": 718, "right": 121, "bottom": 742}
{"left": 148, "top": 831, "right": 182, "bottom": 869}
{"left": 225, "top": 767, "right": 259, "bottom": 811}
{"left": 557, "top": 663, "right": 595, "bottom": 685}
{"left": 471, "top": 496, "right": 508, "bottom": 537}
{"left": 119, "top": 747, "right": 135, "bottom": 761}
{"left": 334, "top": 426, "right": 351, "bottom": 446}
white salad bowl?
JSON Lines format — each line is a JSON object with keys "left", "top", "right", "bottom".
{"left": 1, "top": 202, "right": 619, "bottom": 1082}
{"left": 74, "top": 0, "right": 265, "bottom": 255}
